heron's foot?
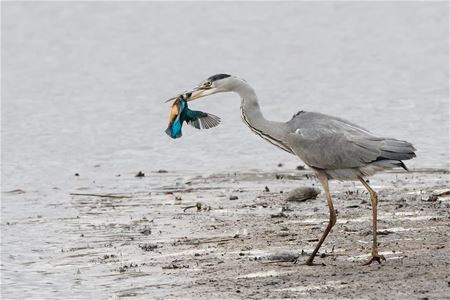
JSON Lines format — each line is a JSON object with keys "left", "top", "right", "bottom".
{"left": 305, "top": 257, "right": 325, "bottom": 266}
{"left": 362, "top": 254, "right": 386, "bottom": 266}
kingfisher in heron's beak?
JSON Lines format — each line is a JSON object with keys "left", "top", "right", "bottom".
{"left": 165, "top": 93, "right": 221, "bottom": 139}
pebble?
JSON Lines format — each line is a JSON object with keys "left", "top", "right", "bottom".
{"left": 285, "top": 187, "right": 321, "bottom": 202}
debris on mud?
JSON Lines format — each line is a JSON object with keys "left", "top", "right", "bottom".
{"left": 265, "top": 250, "right": 300, "bottom": 262}
{"left": 119, "top": 263, "right": 139, "bottom": 273}
{"left": 183, "top": 202, "right": 203, "bottom": 212}
{"left": 135, "top": 171, "right": 145, "bottom": 177}
{"left": 138, "top": 243, "right": 158, "bottom": 251}
{"left": 162, "top": 260, "right": 189, "bottom": 269}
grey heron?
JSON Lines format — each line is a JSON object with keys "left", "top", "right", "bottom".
{"left": 168, "top": 74, "right": 416, "bottom": 266}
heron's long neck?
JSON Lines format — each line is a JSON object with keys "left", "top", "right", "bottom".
{"left": 233, "top": 80, "right": 292, "bottom": 154}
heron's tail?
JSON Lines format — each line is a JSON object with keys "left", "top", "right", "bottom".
{"left": 378, "top": 138, "right": 416, "bottom": 161}
{"left": 371, "top": 138, "right": 416, "bottom": 171}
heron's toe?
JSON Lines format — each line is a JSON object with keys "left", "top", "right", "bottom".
{"left": 361, "top": 254, "right": 386, "bottom": 266}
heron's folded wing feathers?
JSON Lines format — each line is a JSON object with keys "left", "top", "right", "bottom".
{"left": 286, "top": 117, "right": 415, "bottom": 170}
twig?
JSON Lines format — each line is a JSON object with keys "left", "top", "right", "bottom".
{"left": 69, "top": 193, "right": 132, "bottom": 199}
{"left": 183, "top": 202, "right": 203, "bottom": 212}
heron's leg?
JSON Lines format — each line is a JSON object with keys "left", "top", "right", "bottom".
{"left": 359, "top": 176, "right": 386, "bottom": 265}
{"left": 306, "top": 172, "right": 336, "bottom": 266}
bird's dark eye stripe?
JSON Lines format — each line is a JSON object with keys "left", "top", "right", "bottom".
{"left": 207, "top": 74, "right": 230, "bottom": 82}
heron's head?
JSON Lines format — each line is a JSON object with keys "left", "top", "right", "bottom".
{"left": 166, "top": 74, "right": 236, "bottom": 103}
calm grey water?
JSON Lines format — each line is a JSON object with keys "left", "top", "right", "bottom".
{"left": 1, "top": 2, "right": 449, "bottom": 299}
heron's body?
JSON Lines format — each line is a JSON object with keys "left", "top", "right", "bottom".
{"left": 168, "top": 74, "right": 416, "bottom": 265}
{"left": 236, "top": 79, "right": 415, "bottom": 180}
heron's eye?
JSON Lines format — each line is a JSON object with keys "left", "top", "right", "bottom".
{"left": 203, "top": 81, "right": 212, "bottom": 88}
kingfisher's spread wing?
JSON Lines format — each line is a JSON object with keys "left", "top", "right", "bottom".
{"left": 183, "top": 109, "right": 221, "bottom": 130}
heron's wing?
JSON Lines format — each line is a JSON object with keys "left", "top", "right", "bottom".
{"left": 286, "top": 112, "right": 415, "bottom": 169}
{"left": 184, "top": 109, "right": 221, "bottom": 130}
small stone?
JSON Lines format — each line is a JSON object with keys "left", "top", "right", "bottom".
{"left": 135, "top": 171, "right": 145, "bottom": 177}
{"left": 140, "top": 228, "right": 151, "bottom": 235}
{"left": 264, "top": 186, "right": 270, "bottom": 192}
{"left": 229, "top": 195, "right": 239, "bottom": 200}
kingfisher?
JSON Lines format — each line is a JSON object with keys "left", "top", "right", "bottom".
{"left": 165, "top": 93, "right": 221, "bottom": 139}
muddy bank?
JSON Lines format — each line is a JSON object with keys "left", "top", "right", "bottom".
{"left": 1, "top": 169, "right": 449, "bottom": 299}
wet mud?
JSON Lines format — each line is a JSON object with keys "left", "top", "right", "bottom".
{"left": 2, "top": 169, "right": 449, "bottom": 299}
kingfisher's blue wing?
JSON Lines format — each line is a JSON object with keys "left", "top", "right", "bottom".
{"left": 183, "top": 109, "right": 221, "bottom": 130}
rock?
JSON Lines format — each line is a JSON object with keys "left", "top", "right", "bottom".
{"left": 433, "top": 189, "right": 450, "bottom": 197}
{"left": 285, "top": 187, "right": 321, "bottom": 202}
{"left": 135, "top": 171, "right": 145, "bottom": 177}
{"left": 139, "top": 227, "right": 151, "bottom": 235}
{"left": 229, "top": 195, "right": 239, "bottom": 200}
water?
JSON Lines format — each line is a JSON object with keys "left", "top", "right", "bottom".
{"left": 1, "top": 2, "right": 449, "bottom": 299}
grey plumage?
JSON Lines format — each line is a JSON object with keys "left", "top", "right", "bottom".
{"left": 285, "top": 111, "right": 416, "bottom": 179}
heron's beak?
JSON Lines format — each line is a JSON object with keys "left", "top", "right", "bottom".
{"left": 187, "top": 87, "right": 218, "bottom": 101}
{"left": 165, "top": 87, "right": 218, "bottom": 103}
